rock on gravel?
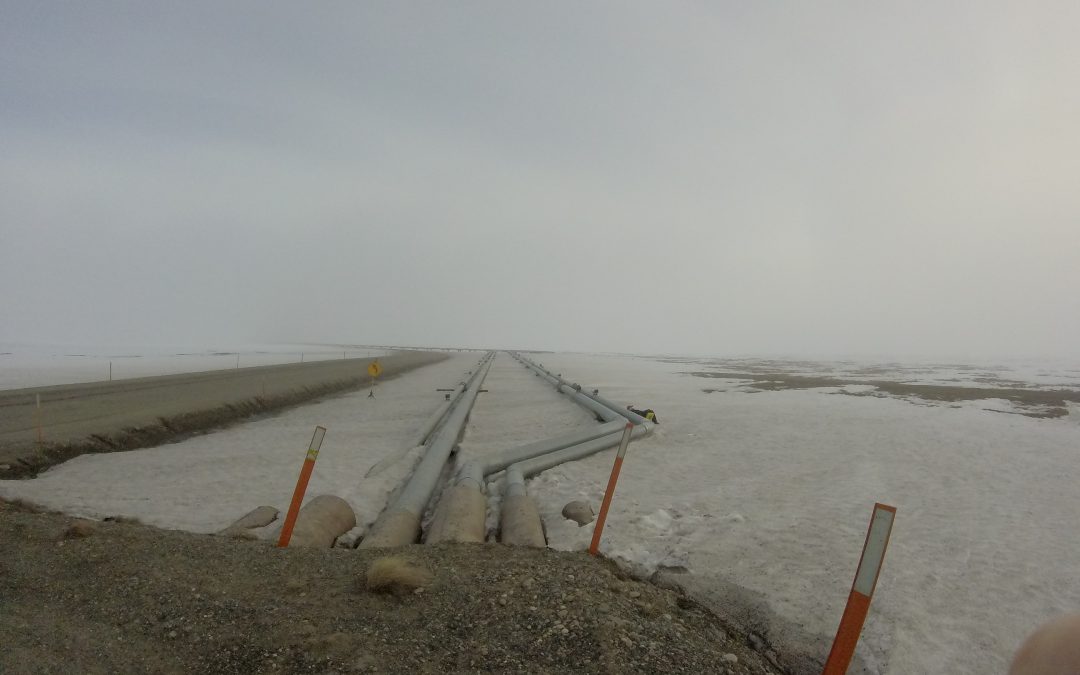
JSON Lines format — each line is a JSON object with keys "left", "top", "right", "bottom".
{"left": 561, "top": 500, "right": 595, "bottom": 526}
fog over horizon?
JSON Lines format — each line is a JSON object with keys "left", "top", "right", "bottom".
{"left": 2, "top": 3, "right": 1078, "bottom": 361}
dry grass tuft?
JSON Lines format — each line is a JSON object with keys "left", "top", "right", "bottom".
{"left": 1, "top": 497, "right": 45, "bottom": 513}
{"left": 103, "top": 515, "right": 142, "bottom": 525}
{"left": 365, "top": 556, "right": 432, "bottom": 594}
{"left": 63, "top": 519, "right": 97, "bottom": 539}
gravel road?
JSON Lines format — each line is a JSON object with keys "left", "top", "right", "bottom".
{"left": 0, "top": 352, "right": 447, "bottom": 478}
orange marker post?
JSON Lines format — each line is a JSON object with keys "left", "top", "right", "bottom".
{"left": 823, "top": 503, "right": 897, "bottom": 675}
{"left": 277, "top": 426, "right": 327, "bottom": 548}
{"left": 589, "top": 422, "right": 635, "bottom": 556}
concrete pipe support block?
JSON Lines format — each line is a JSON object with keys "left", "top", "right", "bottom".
{"left": 358, "top": 510, "right": 421, "bottom": 548}
{"left": 425, "top": 484, "right": 487, "bottom": 544}
{"left": 500, "top": 494, "right": 547, "bottom": 547}
{"left": 285, "top": 495, "right": 356, "bottom": 548}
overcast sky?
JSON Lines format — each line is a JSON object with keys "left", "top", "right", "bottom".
{"left": 2, "top": 2, "right": 1078, "bottom": 359}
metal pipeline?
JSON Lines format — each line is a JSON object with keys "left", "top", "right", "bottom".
{"left": 495, "top": 426, "right": 646, "bottom": 547}
{"left": 556, "top": 384, "right": 624, "bottom": 422}
{"left": 579, "top": 388, "right": 649, "bottom": 426}
{"left": 454, "top": 420, "right": 626, "bottom": 489}
{"left": 512, "top": 352, "right": 651, "bottom": 427}
{"left": 408, "top": 379, "right": 469, "bottom": 448}
{"left": 508, "top": 423, "right": 646, "bottom": 479}
{"left": 423, "top": 352, "right": 655, "bottom": 546}
{"left": 362, "top": 378, "right": 470, "bottom": 481}
{"left": 499, "top": 465, "right": 546, "bottom": 546}
{"left": 492, "top": 353, "right": 655, "bottom": 546}
{"left": 360, "top": 353, "right": 494, "bottom": 548}
{"left": 518, "top": 352, "right": 648, "bottom": 424}
{"left": 334, "top": 364, "right": 479, "bottom": 549}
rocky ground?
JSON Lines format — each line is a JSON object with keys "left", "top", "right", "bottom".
{"left": 0, "top": 499, "right": 784, "bottom": 674}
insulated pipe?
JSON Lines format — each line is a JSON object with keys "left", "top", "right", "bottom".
{"left": 500, "top": 496, "right": 546, "bottom": 547}
{"left": 279, "top": 495, "right": 356, "bottom": 548}
{"left": 408, "top": 380, "right": 468, "bottom": 448}
{"left": 580, "top": 389, "right": 650, "bottom": 426}
{"left": 513, "top": 353, "right": 650, "bottom": 427}
{"left": 364, "top": 377, "right": 470, "bottom": 479}
{"left": 430, "top": 361, "right": 623, "bottom": 545}
{"left": 507, "top": 424, "right": 648, "bottom": 481}
{"left": 360, "top": 353, "right": 493, "bottom": 548}
{"left": 455, "top": 420, "right": 626, "bottom": 489}
{"left": 424, "top": 484, "right": 487, "bottom": 543}
{"left": 504, "top": 465, "right": 528, "bottom": 496}
{"left": 556, "top": 384, "right": 624, "bottom": 422}
{"left": 498, "top": 424, "right": 648, "bottom": 546}
{"left": 498, "top": 465, "right": 546, "bottom": 546}
{"left": 427, "top": 352, "right": 652, "bottom": 547}
{"left": 494, "top": 352, "right": 652, "bottom": 549}
{"left": 510, "top": 353, "right": 623, "bottom": 422}
{"left": 515, "top": 352, "right": 649, "bottom": 425}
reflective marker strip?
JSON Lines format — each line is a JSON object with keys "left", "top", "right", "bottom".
{"left": 305, "top": 426, "right": 326, "bottom": 462}
{"left": 853, "top": 505, "right": 895, "bottom": 597}
{"left": 615, "top": 421, "right": 633, "bottom": 458}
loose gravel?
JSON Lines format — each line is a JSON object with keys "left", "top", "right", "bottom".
{"left": 0, "top": 500, "right": 783, "bottom": 674}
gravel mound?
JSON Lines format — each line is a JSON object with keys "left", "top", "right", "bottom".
{"left": 0, "top": 499, "right": 782, "bottom": 674}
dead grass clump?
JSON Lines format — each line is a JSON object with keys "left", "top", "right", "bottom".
{"left": 365, "top": 556, "right": 432, "bottom": 594}
{"left": 103, "top": 515, "right": 142, "bottom": 524}
{"left": 63, "top": 519, "right": 97, "bottom": 539}
{"left": 1, "top": 497, "right": 46, "bottom": 513}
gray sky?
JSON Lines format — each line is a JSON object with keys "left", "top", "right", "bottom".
{"left": 2, "top": 2, "right": 1078, "bottom": 359}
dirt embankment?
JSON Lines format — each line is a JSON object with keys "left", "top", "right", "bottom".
{"left": 0, "top": 352, "right": 448, "bottom": 479}
{"left": 0, "top": 500, "right": 782, "bottom": 675}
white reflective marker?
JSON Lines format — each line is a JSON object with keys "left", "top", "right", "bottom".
{"left": 615, "top": 422, "right": 633, "bottom": 458}
{"left": 853, "top": 505, "right": 896, "bottom": 597}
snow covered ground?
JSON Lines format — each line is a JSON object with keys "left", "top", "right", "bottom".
{"left": 2, "top": 350, "right": 1078, "bottom": 674}
{"left": 0, "top": 342, "right": 389, "bottom": 390}
{"left": 524, "top": 353, "right": 1080, "bottom": 674}
{"left": 660, "top": 353, "right": 1080, "bottom": 391}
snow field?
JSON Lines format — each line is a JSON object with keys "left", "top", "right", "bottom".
{"left": 524, "top": 353, "right": 1080, "bottom": 674}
